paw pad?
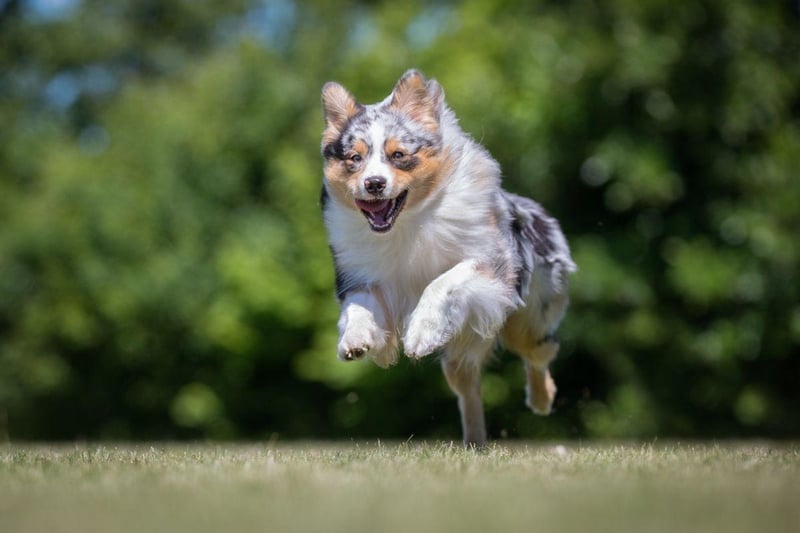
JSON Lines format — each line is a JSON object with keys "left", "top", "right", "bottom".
{"left": 342, "top": 346, "right": 367, "bottom": 361}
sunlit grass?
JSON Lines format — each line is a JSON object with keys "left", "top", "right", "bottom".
{"left": 1, "top": 442, "right": 798, "bottom": 533}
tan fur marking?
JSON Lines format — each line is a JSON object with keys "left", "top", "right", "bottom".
{"left": 323, "top": 139, "right": 370, "bottom": 211}
{"left": 391, "top": 146, "right": 454, "bottom": 210}
{"left": 526, "top": 363, "right": 557, "bottom": 415}
{"left": 389, "top": 71, "right": 442, "bottom": 132}
{"left": 351, "top": 139, "right": 368, "bottom": 158}
{"left": 501, "top": 315, "right": 560, "bottom": 415}
{"left": 322, "top": 82, "right": 362, "bottom": 146}
{"left": 384, "top": 139, "right": 404, "bottom": 157}
{"left": 324, "top": 160, "right": 360, "bottom": 211}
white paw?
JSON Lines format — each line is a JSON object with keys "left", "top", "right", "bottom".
{"left": 338, "top": 324, "right": 387, "bottom": 362}
{"left": 403, "top": 311, "right": 452, "bottom": 359}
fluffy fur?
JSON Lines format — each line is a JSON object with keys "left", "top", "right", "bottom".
{"left": 320, "top": 70, "right": 576, "bottom": 446}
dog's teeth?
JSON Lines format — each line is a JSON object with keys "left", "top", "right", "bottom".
{"left": 359, "top": 190, "right": 408, "bottom": 232}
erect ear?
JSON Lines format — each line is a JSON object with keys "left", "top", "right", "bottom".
{"left": 321, "top": 82, "right": 363, "bottom": 135}
{"left": 389, "top": 69, "right": 444, "bottom": 130}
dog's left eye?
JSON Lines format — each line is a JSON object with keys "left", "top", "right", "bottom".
{"left": 391, "top": 151, "right": 405, "bottom": 160}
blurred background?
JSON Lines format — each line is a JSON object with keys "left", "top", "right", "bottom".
{"left": 0, "top": 0, "right": 798, "bottom": 442}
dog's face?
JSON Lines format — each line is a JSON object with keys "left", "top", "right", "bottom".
{"left": 321, "top": 70, "right": 450, "bottom": 233}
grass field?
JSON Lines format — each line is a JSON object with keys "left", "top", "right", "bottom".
{"left": 1, "top": 441, "right": 798, "bottom": 533}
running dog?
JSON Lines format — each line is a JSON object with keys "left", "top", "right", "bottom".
{"left": 320, "top": 69, "right": 576, "bottom": 446}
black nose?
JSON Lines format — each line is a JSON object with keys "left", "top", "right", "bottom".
{"left": 364, "top": 176, "right": 387, "bottom": 195}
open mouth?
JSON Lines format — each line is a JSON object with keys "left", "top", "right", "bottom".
{"left": 355, "top": 190, "right": 409, "bottom": 233}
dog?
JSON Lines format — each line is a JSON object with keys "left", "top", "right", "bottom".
{"left": 319, "top": 69, "right": 576, "bottom": 446}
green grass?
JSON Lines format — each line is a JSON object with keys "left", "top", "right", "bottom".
{"left": 1, "top": 442, "right": 798, "bottom": 533}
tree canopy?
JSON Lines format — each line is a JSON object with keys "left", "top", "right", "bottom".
{"left": 1, "top": 0, "right": 798, "bottom": 440}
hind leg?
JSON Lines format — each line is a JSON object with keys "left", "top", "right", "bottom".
{"left": 522, "top": 338, "right": 559, "bottom": 415}
{"left": 502, "top": 307, "right": 563, "bottom": 416}
{"left": 441, "top": 338, "right": 493, "bottom": 447}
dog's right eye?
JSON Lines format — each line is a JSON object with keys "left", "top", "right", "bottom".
{"left": 349, "top": 154, "right": 362, "bottom": 163}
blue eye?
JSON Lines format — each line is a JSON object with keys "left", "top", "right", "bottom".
{"left": 350, "top": 154, "right": 362, "bottom": 163}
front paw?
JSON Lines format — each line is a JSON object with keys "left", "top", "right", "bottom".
{"left": 339, "top": 345, "right": 368, "bottom": 361}
{"left": 338, "top": 326, "right": 386, "bottom": 362}
{"left": 403, "top": 314, "right": 452, "bottom": 359}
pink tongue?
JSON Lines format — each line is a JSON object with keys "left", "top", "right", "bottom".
{"left": 356, "top": 199, "right": 393, "bottom": 226}
{"left": 356, "top": 199, "right": 391, "bottom": 213}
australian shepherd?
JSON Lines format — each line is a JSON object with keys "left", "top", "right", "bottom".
{"left": 319, "top": 69, "right": 576, "bottom": 446}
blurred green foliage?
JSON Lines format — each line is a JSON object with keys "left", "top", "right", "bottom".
{"left": 0, "top": 0, "right": 798, "bottom": 441}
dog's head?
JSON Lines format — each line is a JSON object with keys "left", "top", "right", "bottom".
{"left": 321, "top": 70, "right": 449, "bottom": 233}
